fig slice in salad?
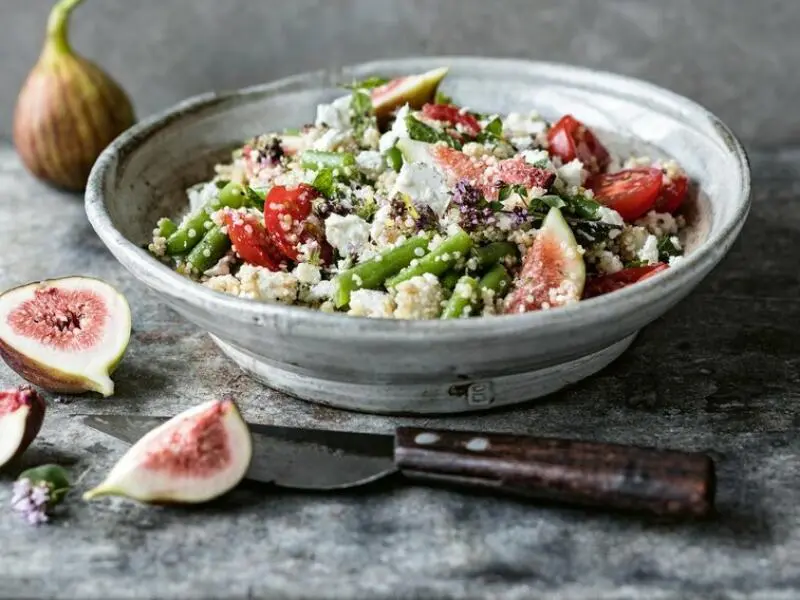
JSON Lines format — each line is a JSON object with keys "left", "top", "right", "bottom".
{"left": 504, "top": 207, "right": 586, "bottom": 314}
{"left": 0, "top": 277, "right": 131, "bottom": 397}
{"left": 0, "top": 385, "right": 46, "bottom": 470}
{"left": 371, "top": 67, "right": 449, "bottom": 125}
{"left": 84, "top": 399, "right": 253, "bottom": 504}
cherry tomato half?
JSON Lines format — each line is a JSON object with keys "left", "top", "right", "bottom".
{"left": 421, "top": 104, "right": 481, "bottom": 136}
{"left": 590, "top": 168, "right": 663, "bottom": 221}
{"left": 264, "top": 184, "right": 332, "bottom": 263}
{"left": 222, "top": 210, "right": 284, "bottom": 270}
{"left": 655, "top": 173, "right": 688, "bottom": 214}
{"left": 583, "top": 263, "right": 669, "bottom": 298}
{"left": 547, "top": 115, "right": 611, "bottom": 174}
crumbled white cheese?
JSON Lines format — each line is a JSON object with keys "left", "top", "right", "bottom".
{"left": 314, "top": 95, "right": 351, "bottom": 130}
{"left": 636, "top": 211, "right": 679, "bottom": 237}
{"left": 668, "top": 255, "right": 684, "bottom": 267}
{"left": 393, "top": 273, "right": 444, "bottom": 320}
{"left": 510, "top": 137, "right": 534, "bottom": 151}
{"left": 392, "top": 162, "right": 450, "bottom": 216}
{"left": 619, "top": 226, "right": 650, "bottom": 261}
{"left": 623, "top": 155, "right": 653, "bottom": 169}
{"left": 378, "top": 104, "right": 411, "bottom": 153}
{"left": 293, "top": 262, "right": 322, "bottom": 285}
{"left": 462, "top": 142, "right": 490, "bottom": 158}
{"left": 312, "top": 128, "right": 346, "bottom": 151}
{"left": 521, "top": 148, "right": 553, "bottom": 169}
{"left": 557, "top": 159, "right": 585, "bottom": 187}
{"left": 237, "top": 265, "right": 298, "bottom": 304}
{"left": 348, "top": 290, "right": 396, "bottom": 318}
{"left": 596, "top": 250, "right": 624, "bottom": 274}
{"left": 308, "top": 279, "right": 334, "bottom": 301}
{"left": 500, "top": 191, "right": 527, "bottom": 212}
{"left": 355, "top": 150, "right": 386, "bottom": 177}
{"left": 637, "top": 234, "right": 660, "bottom": 265}
{"left": 597, "top": 206, "right": 625, "bottom": 227}
{"left": 187, "top": 181, "right": 219, "bottom": 212}
{"left": 325, "top": 214, "right": 371, "bottom": 256}
{"left": 203, "top": 252, "right": 236, "bottom": 277}
{"left": 362, "top": 126, "right": 380, "bottom": 149}
{"left": 204, "top": 275, "right": 241, "bottom": 296}
{"left": 503, "top": 111, "right": 547, "bottom": 137}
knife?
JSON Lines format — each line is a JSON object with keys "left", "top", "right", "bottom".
{"left": 79, "top": 414, "right": 715, "bottom": 517}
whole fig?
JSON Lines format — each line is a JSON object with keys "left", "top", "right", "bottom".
{"left": 13, "top": 0, "right": 135, "bottom": 191}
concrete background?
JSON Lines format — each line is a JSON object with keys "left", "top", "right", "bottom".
{"left": 1, "top": 0, "right": 798, "bottom": 148}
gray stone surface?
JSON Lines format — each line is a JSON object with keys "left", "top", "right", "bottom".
{"left": 2, "top": 0, "right": 800, "bottom": 147}
{"left": 0, "top": 142, "right": 798, "bottom": 599}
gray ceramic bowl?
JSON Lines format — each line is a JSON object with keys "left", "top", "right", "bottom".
{"left": 85, "top": 57, "right": 750, "bottom": 415}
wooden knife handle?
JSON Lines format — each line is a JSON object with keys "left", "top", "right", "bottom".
{"left": 394, "top": 427, "right": 715, "bottom": 517}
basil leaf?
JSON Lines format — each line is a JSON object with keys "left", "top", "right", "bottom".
{"left": 497, "top": 183, "right": 528, "bottom": 203}
{"left": 343, "top": 76, "right": 389, "bottom": 90}
{"left": 657, "top": 236, "right": 681, "bottom": 261}
{"left": 484, "top": 117, "right": 503, "bottom": 137}
{"left": 312, "top": 169, "right": 336, "bottom": 197}
{"left": 405, "top": 115, "right": 462, "bottom": 149}
{"left": 565, "top": 193, "right": 602, "bottom": 221}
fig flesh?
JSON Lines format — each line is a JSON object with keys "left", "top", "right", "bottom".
{"left": 84, "top": 399, "right": 253, "bottom": 504}
{"left": 0, "top": 385, "right": 46, "bottom": 470}
{"left": 371, "top": 67, "right": 449, "bottom": 126}
{"left": 0, "top": 277, "right": 131, "bottom": 397}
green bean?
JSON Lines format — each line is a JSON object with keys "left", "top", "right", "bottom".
{"left": 186, "top": 226, "right": 231, "bottom": 274}
{"left": 155, "top": 217, "right": 178, "bottom": 239}
{"left": 165, "top": 182, "right": 251, "bottom": 255}
{"left": 385, "top": 147, "right": 403, "bottom": 172}
{"left": 333, "top": 235, "right": 431, "bottom": 308}
{"left": 478, "top": 264, "right": 512, "bottom": 297}
{"left": 472, "top": 241, "right": 519, "bottom": 270}
{"left": 441, "top": 276, "right": 479, "bottom": 319}
{"left": 440, "top": 269, "right": 462, "bottom": 292}
{"left": 301, "top": 150, "right": 356, "bottom": 171}
{"left": 385, "top": 228, "right": 473, "bottom": 289}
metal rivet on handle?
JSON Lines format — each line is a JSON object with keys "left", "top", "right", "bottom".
{"left": 465, "top": 437, "right": 490, "bottom": 452}
{"left": 414, "top": 432, "right": 440, "bottom": 445}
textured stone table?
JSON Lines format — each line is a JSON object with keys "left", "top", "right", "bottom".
{"left": 0, "top": 141, "right": 798, "bottom": 600}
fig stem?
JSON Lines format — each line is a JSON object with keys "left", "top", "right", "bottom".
{"left": 45, "top": 0, "right": 85, "bottom": 56}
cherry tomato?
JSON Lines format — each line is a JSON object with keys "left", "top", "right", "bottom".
{"left": 583, "top": 263, "right": 669, "bottom": 298}
{"left": 264, "top": 184, "right": 332, "bottom": 263}
{"left": 546, "top": 115, "right": 611, "bottom": 174}
{"left": 421, "top": 104, "right": 481, "bottom": 136}
{"left": 222, "top": 210, "right": 284, "bottom": 270}
{"left": 655, "top": 173, "right": 688, "bottom": 214}
{"left": 590, "top": 168, "right": 663, "bottom": 221}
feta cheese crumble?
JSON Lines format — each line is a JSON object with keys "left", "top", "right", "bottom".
{"left": 325, "top": 214, "right": 371, "bottom": 256}
{"left": 392, "top": 162, "right": 451, "bottom": 216}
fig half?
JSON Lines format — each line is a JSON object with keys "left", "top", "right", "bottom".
{"left": 0, "top": 277, "right": 131, "bottom": 397}
{"left": 84, "top": 399, "right": 253, "bottom": 504}
{"left": 0, "top": 385, "right": 46, "bottom": 470}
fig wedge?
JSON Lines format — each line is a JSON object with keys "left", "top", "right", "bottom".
{"left": 0, "top": 385, "right": 46, "bottom": 470}
{"left": 0, "top": 277, "right": 131, "bottom": 397}
{"left": 371, "top": 67, "right": 448, "bottom": 126}
{"left": 83, "top": 399, "right": 253, "bottom": 504}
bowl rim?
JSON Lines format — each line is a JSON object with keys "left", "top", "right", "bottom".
{"left": 85, "top": 55, "right": 751, "bottom": 342}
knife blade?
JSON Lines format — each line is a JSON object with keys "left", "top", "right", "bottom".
{"left": 79, "top": 414, "right": 396, "bottom": 490}
{"left": 79, "top": 413, "right": 716, "bottom": 517}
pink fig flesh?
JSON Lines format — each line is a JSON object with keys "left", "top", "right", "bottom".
{"left": 0, "top": 385, "right": 47, "bottom": 469}
{"left": 84, "top": 399, "right": 253, "bottom": 504}
{"left": 0, "top": 277, "right": 131, "bottom": 397}
{"left": 371, "top": 67, "right": 448, "bottom": 126}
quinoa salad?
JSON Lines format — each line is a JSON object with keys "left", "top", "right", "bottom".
{"left": 148, "top": 67, "right": 690, "bottom": 320}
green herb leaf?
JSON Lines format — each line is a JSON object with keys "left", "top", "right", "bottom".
{"left": 214, "top": 179, "right": 231, "bottom": 189}
{"left": 489, "top": 201, "right": 503, "bottom": 211}
{"left": 246, "top": 186, "right": 265, "bottom": 209}
{"left": 350, "top": 89, "right": 375, "bottom": 139}
{"left": 497, "top": 183, "right": 528, "bottom": 203}
{"left": 405, "top": 115, "right": 462, "bottom": 149}
{"left": 312, "top": 168, "right": 336, "bottom": 197}
{"left": 434, "top": 90, "right": 453, "bottom": 105}
{"left": 530, "top": 194, "right": 567, "bottom": 211}
{"left": 657, "top": 235, "right": 681, "bottom": 261}
{"left": 484, "top": 117, "right": 503, "bottom": 137}
{"left": 18, "top": 464, "right": 71, "bottom": 505}
{"left": 563, "top": 193, "right": 602, "bottom": 221}
{"left": 355, "top": 196, "right": 379, "bottom": 221}
{"left": 343, "top": 76, "right": 389, "bottom": 90}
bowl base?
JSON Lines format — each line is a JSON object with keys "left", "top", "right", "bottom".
{"left": 210, "top": 332, "right": 637, "bottom": 415}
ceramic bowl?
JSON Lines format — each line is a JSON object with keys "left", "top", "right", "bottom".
{"left": 85, "top": 57, "right": 750, "bottom": 415}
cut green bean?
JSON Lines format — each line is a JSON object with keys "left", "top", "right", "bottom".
{"left": 155, "top": 217, "right": 178, "bottom": 239}
{"left": 166, "top": 209, "right": 214, "bottom": 255}
{"left": 479, "top": 264, "right": 512, "bottom": 296}
{"left": 441, "top": 276, "right": 479, "bottom": 319}
{"left": 472, "top": 241, "right": 519, "bottom": 270}
{"left": 385, "top": 228, "right": 473, "bottom": 289}
{"left": 213, "top": 181, "right": 250, "bottom": 210}
{"left": 186, "top": 226, "right": 231, "bottom": 274}
{"left": 301, "top": 150, "right": 356, "bottom": 171}
{"left": 440, "top": 269, "right": 462, "bottom": 291}
{"left": 385, "top": 146, "right": 403, "bottom": 172}
{"left": 333, "top": 235, "right": 431, "bottom": 308}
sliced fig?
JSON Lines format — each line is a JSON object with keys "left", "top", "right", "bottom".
{"left": 83, "top": 399, "right": 253, "bottom": 504}
{"left": 0, "top": 385, "right": 46, "bottom": 470}
{"left": 0, "top": 277, "right": 131, "bottom": 397}
{"left": 504, "top": 207, "right": 586, "bottom": 314}
{"left": 372, "top": 67, "right": 449, "bottom": 125}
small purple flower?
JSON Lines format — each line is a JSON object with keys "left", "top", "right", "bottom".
{"left": 265, "top": 137, "right": 284, "bottom": 165}
{"left": 11, "top": 478, "right": 51, "bottom": 526}
{"left": 451, "top": 179, "right": 495, "bottom": 231}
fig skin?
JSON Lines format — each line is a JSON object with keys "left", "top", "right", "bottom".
{"left": 0, "top": 386, "right": 47, "bottom": 470}
{"left": 0, "top": 276, "right": 132, "bottom": 397}
{"left": 13, "top": 0, "right": 135, "bottom": 191}
{"left": 84, "top": 399, "right": 253, "bottom": 504}
{"left": 371, "top": 67, "right": 449, "bottom": 127}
